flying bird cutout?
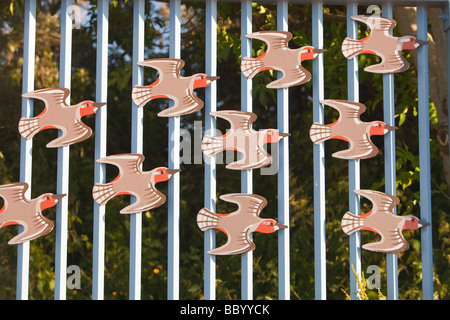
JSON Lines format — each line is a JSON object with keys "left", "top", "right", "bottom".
{"left": 341, "top": 190, "right": 430, "bottom": 253}
{"left": 309, "top": 99, "right": 397, "bottom": 159}
{"left": 92, "top": 153, "right": 180, "bottom": 214}
{"left": 202, "top": 110, "right": 290, "bottom": 170}
{"left": 197, "top": 193, "right": 287, "bottom": 255}
{"left": 131, "top": 58, "right": 219, "bottom": 117}
{"left": 0, "top": 182, "right": 65, "bottom": 245}
{"left": 19, "top": 88, "right": 105, "bottom": 148}
{"left": 341, "top": 15, "right": 427, "bottom": 73}
{"left": 241, "top": 31, "right": 326, "bottom": 88}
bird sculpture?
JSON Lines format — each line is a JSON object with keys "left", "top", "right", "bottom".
{"left": 202, "top": 110, "right": 290, "bottom": 170}
{"left": 131, "top": 58, "right": 220, "bottom": 117}
{"left": 309, "top": 99, "right": 397, "bottom": 160}
{"left": 240, "top": 30, "right": 326, "bottom": 89}
{"left": 197, "top": 193, "right": 287, "bottom": 255}
{"left": 19, "top": 88, "right": 105, "bottom": 148}
{"left": 0, "top": 182, "right": 65, "bottom": 245}
{"left": 341, "top": 15, "right": 427, "bottom": 73}
{"left": 92, "top": 153, "right": 180, "bottom": 214}
{"left": 341, "top": 189, "right": 430, "bottom": 253}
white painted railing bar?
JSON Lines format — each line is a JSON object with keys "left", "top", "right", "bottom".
{"left": 240, "top": 0, "right": 254, "bottom": 300}
{"left": 382, "top": 2, "right": 399, "bottom": 302}
{"left": 417, "top": 5, "right": 434, "bottom": 300}
{"left": 54, "top": 0, "right": 72, "bottom": 300}
{"left": 204, "top": 0, "right": 218, "bottom": 300}
{"left": 346, "top": 2, "right": 362, "bottom": 301}
{"left": 276, "top": 0, "right": 290, "bottom": 301}
{"left": 92, "top": 0, "right": 109, "bottom": 300}
{"left": 312, "top": 1, "right": 326, "bottom": 301}
{"left": 168, "top": 0, "right": 181, "bottom": 300}
{"left": 17, "top": 0, "right": 36, "bottom": 300}
{"left": 130, "top": 0, "right": 145, "bottom": 300}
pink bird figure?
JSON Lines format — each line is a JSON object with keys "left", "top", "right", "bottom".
{"left": 0, "top": 182, "right": 65, "bottom": 245}
{"left": 131, "top": 58, "right": 219, "bottom": 117}
{"left": 19, "top": 88, "right": 105, "bottom": 148}
{"left": 341, "top": 189, "right": 430, "bottom": 253}
{"left": 341, "top": 15, "right": 427, "bottom": 73}
{"left": 197, "top": 193, "right": 287, "bottom": 255}
{"left": 241, "top": 31, "right": 326, "bottom": 88}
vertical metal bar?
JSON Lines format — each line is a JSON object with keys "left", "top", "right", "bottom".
{"left": 277, "top": 0, "right": 290, "bottom": 300}
{"left": 92, "top": 0, "right": 108, "bottom": 300}
{"left": 417, "top": 5, "right": 434, "bottom": 300}
{"left": 240, "top": 0, "right": 253, "bottom": 300}
{"left": 346, "top": 2, "right": 361, "bottom": 301}
{"left": 55, "top": 0, "right": 72, "bottom": 300}
{"left": 17, "top": 0, "right": 36, "bottom": 300}
{"left": 382, "top": 3, "right": 399, "bottom": 302}
{"left": 168, "top": 0, "right": 181, "bottom": 300}
{"left": 129, "top": 0, "right": 144, "bottom": 300}
{"left": 312, "top": 1, "right": 326, "bottom": 300}
{"left": 204, "top": 0, "right": 217, "bottom": 300}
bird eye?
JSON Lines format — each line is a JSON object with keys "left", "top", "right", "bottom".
{"left": 374, "top": 123, "right": 380, "bottom": 127}
{"left": 268, "top": 131, "right": 274, "bottom": 135}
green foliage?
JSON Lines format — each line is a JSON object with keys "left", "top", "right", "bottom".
{"left": 0, "top": 1, "right": 448, "bottom": 300}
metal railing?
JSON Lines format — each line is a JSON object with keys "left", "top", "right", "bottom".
{"left": 14, "top": 0, "right": 449, "bottom": 300}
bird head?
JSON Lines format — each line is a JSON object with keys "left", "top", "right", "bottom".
{"left": 300, "top": 46, "right": 326, "bottom": 61}
{"left": 153, "top": 168, "right": 181, "bottom": 184}
{"left": 402, "top": 215, "right": 430, "bottom": 230}
{"left": 79, "top": 101, "right": 106, "bottom": 117}
{"left": 263, "top": 129, "right": 290, "bottom": 144}
{"left": 255, "top": 219, "right": 287, "bottom": 234}
{"left": 39, "top": 193, "right": 66, "bottom": 211}
{"left": 400, "top": 36, "right": 427, "bottom": 50}
{"left": 369, "top": 121, "right": 397, "bottom": 136}
{"left": 193, "top": 74, "right": 220, "bottom": 89}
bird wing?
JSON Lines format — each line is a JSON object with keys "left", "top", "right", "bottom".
{"left": 208, "top": 227, "right": 255, "bottom": 255}
{"left": 138, "top": 58, "right": 185, "bottom": 82}
{"left": 362, "top": 227, "right": 409, "bottom": 253}
{"left": 45, "top": 120, "right": 92, "bottom": 148}
{"left": 210, "top": 110, "right": 257, "bottom": 132}
{"left": 226, "top": 144, "right": 272, "bottom": 170}
{"left": 22, "top": 88, "right": 71, "bottom": 116}
{"left": 332, "top": 132, "right": 379, "bottom": 160}
{"left": 351, "top": 15, "right": 397, "bottom": 36}
{"left": 8, "top": 208, "right": 54, "bottom": 245}
{"left": 321, "top": 99, "right": 366, "bottom": 126}
{"left": 219, "top": 193, "right": 268, "bottom": 218}
{"left": 364, "top": 50, "right": 410, "bottom": 74}
{"left": 355, "top": 189, "right": 399, "bottom": 217}
{"left": 267, "top": 64, "right": 311, "bottom": 89}
{"left": 97, "top": 153, "right": 145, "bottom": 179}
{"left": 0, "top": 182, "right": 29, "bottom": 208}
{"left": 119, "top": 184, "right": 166, "bottom": 214}
{"left": 157, "top": 89, "right": 204, "bottom": 117}
{"left": 247, "top": 31, "right": 292, "bottom": 60}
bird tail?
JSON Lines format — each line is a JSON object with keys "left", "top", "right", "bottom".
{"left": 240, "top": 57, "right": 264, "bottom": 79}
{"left": 309, "top": 123, "right": 331, "bottom": 144}
{"left": 341, "top": 212, "right": 365, "bottom": 235}
{"left": 132, "top": 85, "right": 153, "bottom": 107}
{"left": 341, "top": 37, "right": 363, "bottom": 59}
{"left": 201, "top": 135, "right": 224, "bottom": 157}
{"left": 92, "top": 183, "right": 116, "bottom": 206}
{"left": 18, "top": 117, "right": 40, "bottom": 140}
{"left": 197, "top": 207, "right": 221, "bottom": 231}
